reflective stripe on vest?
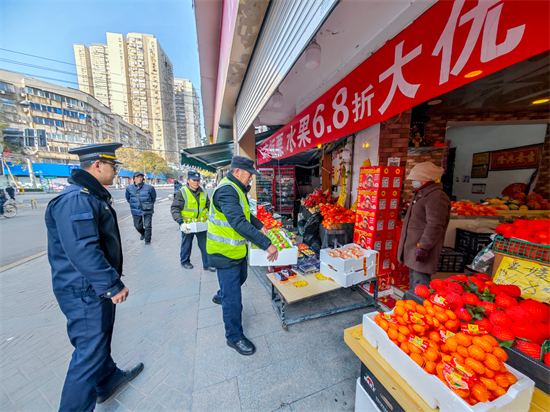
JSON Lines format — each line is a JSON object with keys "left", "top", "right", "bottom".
{"left": 206, "top": 178, "right": 250, "bottom": 260}
{"left": 180, "top": 187, "right": 207, "bottom": 219}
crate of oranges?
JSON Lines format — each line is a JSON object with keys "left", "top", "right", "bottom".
{"left": 362, "top": 299, "right": 535, "bottom": 412}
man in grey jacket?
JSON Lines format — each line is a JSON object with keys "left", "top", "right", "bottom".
{"left": 397, "top": 162, "right": 451, "bottom": 290}
{"left": 125, "top": 172, "right": 157, "bottom": 245}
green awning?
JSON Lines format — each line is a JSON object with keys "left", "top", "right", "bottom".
{"left": 180, "top": 140, "right": 234, "bottom": 172}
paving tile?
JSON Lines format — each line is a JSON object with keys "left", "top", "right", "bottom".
{"left": 191, "top": 378, "right": 240, "bottom": 412}
{"left": 37, "top": 375, "right": 63, "bottom": 401}
{"left": 195, "top": 323, "right": 227, "bottom": 356}
{"left": 145, "top": 284, "right": 200, "bottom": 305}
{"left": 237, "top": 355, "right": 328, "bottom": 412}
{"left": 163, "top": 370, "right": 193, "bottom": 394}
{"left": 138, "top": 366, "right": 171, "bottom": 395}
{"left": 241, "top": 310, "right": 283, "bottom": 339}
{"left": 118, "top": 293, "right": 150, "bottom": 310}
{"left": 289, "top": 377, "right": 356, "bottom": 412}
{"left": 194, "top": 336, "right": 273, "bottom": 391}
{"left": 113, "top": 382, "right": 147, "bottom": 410}
{"left": 197, "top": 306, "right": 223, "bottom": 329}
{"left": 134, "top": 382, "right": 171, "bottom": 411}
{"left": 159, "top": 388, "right": 192, "bottom": 411}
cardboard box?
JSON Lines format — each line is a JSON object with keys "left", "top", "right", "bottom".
{"left": 359, "top": 166, "right": 405, "bottom": 191}
{"left": 320, "top": 262, "right": 376, "bottom": 288}
{"left": 355, "top": 378, "right": 382, "bottom": 412}
{"left": 354, "top": 229, "right": 381, "bottom": 251}
{"left": 357, "top": 190, "right": 400, "bottom": 212}
{"left": 360, "top": 362, "right": 405, "bottom": 412}
{"left": 320, "top": 243, "right": 378, "bottom": 273}
{"left": 187, "top": 222, "right": 208, "bottom": 233}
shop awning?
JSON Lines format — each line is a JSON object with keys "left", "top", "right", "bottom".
{"left": 180, "top": 141, "right": 234, "bottom": 172}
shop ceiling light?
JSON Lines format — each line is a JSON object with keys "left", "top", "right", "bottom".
{"left": 305, "top": 38, "right": 321, "bottom": 69}
{"left": 427, "top": 99, "right": 442, "bottom": 105}
{"left": 317, "top": 144, "right": 322, "bottom": 149}
{"left": 532, "top": 98, "right": 549, "bottom": 105}
{"left": 464, "top": 70, "right": 483, "bottom": 78}
{"left": 272, "top": 88, "right": 283, "bottom": 108}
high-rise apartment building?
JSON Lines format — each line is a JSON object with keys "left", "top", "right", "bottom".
{"left": 174, "top": 79, "right": 202, "bottom": 149}
{"left": 73, "top": 32, "right": 178, "bottom": 163}
{"left": 73, "top": 45, "right": 94, "bottom": 96}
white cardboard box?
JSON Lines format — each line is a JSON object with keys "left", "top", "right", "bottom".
{"left": 361, "top": 311, "right": 535, "bottom": 412}
{"left": 355, "top": 378, "right": 380, "bottom": 412}
{"left": 248, "top": 231, "right": 298, "bottom": 266}
{"left": 188, "top": 222, "right": 208, "bottom": 233}
{"left": 320, "top": 244, "right": 378, "bottom": 273}
{"left": 320, "top": 262, "right": 375, "bottom": 288}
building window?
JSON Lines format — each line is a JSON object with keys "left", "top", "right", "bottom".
{"left": 1, "top": 98, "right": 15, "bottom": 107}
{"left": 0, "top": 83, "right": 15, "bottom": 92}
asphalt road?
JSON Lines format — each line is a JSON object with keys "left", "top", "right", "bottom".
{"left": 0, "top": 187, "right": 175, "bottom": 268}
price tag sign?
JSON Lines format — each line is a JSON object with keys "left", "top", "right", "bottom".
{"left": 494, "top": 256, "right": 550, "bottom": 304}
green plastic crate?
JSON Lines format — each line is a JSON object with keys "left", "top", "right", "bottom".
{"left": 493, "top": 235, "right": 550, "bottom": 263}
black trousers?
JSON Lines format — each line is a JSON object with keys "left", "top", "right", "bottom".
{"left": 133, "top": 214, "right": 153, "bottom": 242}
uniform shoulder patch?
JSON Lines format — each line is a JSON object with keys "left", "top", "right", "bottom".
{"left": 80, "top": 187, "right": 89, "bottom": 194}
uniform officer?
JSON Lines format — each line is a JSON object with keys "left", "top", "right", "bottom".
{"left": 45, "top": 143, "right": 143, "bottom": 411}
{"left": 207, "top": 156, "right": 279, "bottom": 356}
{"left": 170, "top": 171, "right": 215, "bottom": 271}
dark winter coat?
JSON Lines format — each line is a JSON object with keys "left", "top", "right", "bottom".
{"left": 125, "top": 182, "right": 157, "bottom": 216}
{"left": 208, "top": 173, "right": 271, "bottom": 269}
{"left": 6, "top": 186, "right": 15, "bottom": 199}
{"left": 397, "top": 183, "right": 451, "bottom": 274}
{"left": 170, "top": 184, "right": 210, "bottom": 225}
{"left": 174, "top": 181, "right": 183, "bottom": 191}
{"left": 45, "top": 169, "right": 124, "bottom": 298}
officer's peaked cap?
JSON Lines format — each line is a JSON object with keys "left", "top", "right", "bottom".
{"left": 69, "top": 143, "right": 123, "bottom": 164}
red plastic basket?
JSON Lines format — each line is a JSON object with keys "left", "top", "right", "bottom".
{"left": 493, "top": 235, "right": 550, "bottom": 263}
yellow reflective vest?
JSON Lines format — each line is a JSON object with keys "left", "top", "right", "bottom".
{"left": 180, "top": 186, "right": 207, "bottom": 219}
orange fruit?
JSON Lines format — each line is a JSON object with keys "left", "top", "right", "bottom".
{"left": 389, "top": 322, "right": 399, "bottom": 330}
{"left": 466, "top": 397, "right": 479, "bottom": 406}
{"left": 424, "top": 314, "right": 434, "bottom": 326}
{"left": 495, "top": 373, "right": 510, "bottom": 388}
{"left": 423, "top": 299, "right": 433, "bottom": 307}
{"left": 441, "top": 354, "right": 453, "bottom": 363}
{"left": 404, "top": 302, "right": 417, "bottom": 312}
{"left": 375, "top": 314, "right": 382, "bottom": 325}
{"left": 399, "top": 325, "right": 410, "bottom": 335}
{"left": 473, "top": 336, "right": 494, "bottom": 353}
{"left": 484, "top": 368, "right": 495, "bottom": 379}
{"left": 450, "top": 352, "right": 464, "bottom": 364}
{"left": 446, "top": 337, "right": 458, "bottom": 352}
{"left": 432, "top": 318, "right": 441, "bottom": 328}
{"left": 379, "top": 319, "right": 389, "bottom": 331}
{"left": 428, "top": 341, "right": 440, "bottom": 352}
{"left": 492, "top": 347, "right": 508, "bottom": 363}
{"left": 457, "top": 345, "right": 469, "bottom": 358}
{"left": 429, "top": 331, "right": 441, "bottom": 343}
{"left": 452, "top": 388, "right": 470, "bottom": 399}
{"left": 424, "top": 348, "right": 439, "bottom": 362}
{"left": 492, "top": 386, "right": 507, "bottom": 398}
{"left": 440, "top": 343, "right": 450, "bottom": 354}
{"left": 444, "top": 320, "right": 459, "bottom": 333}
{"left": 471, "top": 383, "right": 490, "bottom": 403}
{"left": 436, "top": 362, "right": 445, "bottom": 379}
{"left": 434, "top": 305, "right": 445, "bottom": 313}
{"left": 504, "top": 372, "right": 518, "bottom": 386}
{"left": 412, "top": 324, "right": 425, "bottom": 334}
{"left": 445, "top": 309, "right": 457, "bottom": 320}
{"left": 410, "top": 353, "right": 424, "bottom": 367}
{"left": 435, "top": 312, "right": 449, "bottom": 323}
{"left": 479, "top": 377, "right": 498, "bottom": 391}
{"left": 406, "top": 300, "right": 417, "bottom": 307}
{"left": 401, "top": 341, "right": 410, "bottom": 354}
{"left": 426, "top": 307, "right": 436, "bottom": 316}
{"left": 465, "top": 357, "right": 486, "bottom": 375}
{"left": 456, "top": 332, "right": 472, "bottom": 347}
{"left": 416, "top": 305, "right": 427, "bottom": 315}
{"left": 408, "top": 342, "right": 422, "bottom": 354}
{"left": 424, "top": 360, "right": 436, "bottom": 374}
{"left": 482, "top": 334, "right": 499, "bottom": 348}
{"left": 391, "top": 339, "right": 399, "bottom": 346}
{"left": 485, "top": 353, "right": 501, "bottom": 371}
{"left": 397, "top": 316, "right": 407, "bottom": 326}
{"left": 395, "top": 300, "right": 405, "bottom": 307}
{"left": 468, "top": 345, "right": 486, "bottom": 361}
{"left": 398, "top": 333, "right": 407, "bottom": 343}
{"left": 394, "top": 306, "right": 405, "bottom": 317}
{"left": 388, "top": 328, "right": 399, "bottom": 340}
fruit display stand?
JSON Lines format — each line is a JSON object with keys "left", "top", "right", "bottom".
{"left": 344, "top": 325, "right": 550, "bottom": 412}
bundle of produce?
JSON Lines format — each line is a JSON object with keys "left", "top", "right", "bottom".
{"left": 413, "top": 273, "right": 550, "bottom": 365}
{"left": 326, "top": 245, "right": 364, "bottom": 260}
{"left": 302, "top": 189, "right": 334, "bottom": 208}
{"left": 256, "top": 205, "right": 282, "bottom": 229}
{"left": 500, "top": 184, "right": 550, "bottom": 210}
{"left": 495, "top": 219, "right": 549, "bottom": 244}
{"left": 266, "top": 228, "right": 292, "bottom": 251}
{"left": 451, "top": 201, "right": 500, "bottom": 216}
{"left": 318, "top": 204, "right": 356, "bottom": 229}
{"left": 182, "top": 216, "right": 208, "bottom": 223}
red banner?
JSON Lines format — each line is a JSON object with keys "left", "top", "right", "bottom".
{"left": 489, "top": 144, "right": 542, "bottom": 170}
{"left": 257, "top": 0, "right": 550, "bottom": 164}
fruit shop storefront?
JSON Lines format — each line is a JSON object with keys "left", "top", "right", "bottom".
{"left": 255, "top": 0, "right": 550, "bottom": 410}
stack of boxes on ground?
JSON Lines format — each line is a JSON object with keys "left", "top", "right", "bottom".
{"left": 354, "top": 166, "right": 409, "bottom": 295}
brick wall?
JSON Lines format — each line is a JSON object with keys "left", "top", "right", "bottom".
{"left": 378, "top": 109, "right": 412, "bottom": 167}
{"left": 403, "top": 149, "right": 446, "bottom": 201}
{"left": 535, "top": 125, "right": 550, "bottom": 199}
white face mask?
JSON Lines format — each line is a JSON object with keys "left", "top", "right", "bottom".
{"left": 412, "top": 180, "right": 422, "bottom": 189}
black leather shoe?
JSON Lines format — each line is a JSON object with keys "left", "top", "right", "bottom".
{"left": 212, "top": 295, "right": 222, "bottom": 305}
{"left": 144, "top": 241, "right": 151, "bottom": 246}
{"left": 227, "top": 337, "right": 256, "bottom": 356}
{"left": 97, "top": 363, "right": 144, "bottom": 404}
{"left": 204, "top": 266, "right": 217, "bottom": 273}
{"left": 140, "top": 234, "right": 145, "bottom": 241}
{"left": 181, "top": 262, "right": 193, "bottom": 269}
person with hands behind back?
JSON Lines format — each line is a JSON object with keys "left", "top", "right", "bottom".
{"left": 397, "top": 161, "right": 451, "bottom": 291}
{"left": 207, "top": 156, "right": 278, "bottom": 356}
{"left": 171, "top": 171, "right": 216, "bottom": 271}
{"left": 45, "top": 143, "right": 143, "bottom": 412}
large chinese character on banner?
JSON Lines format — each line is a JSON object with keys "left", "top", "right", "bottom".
{"left": 489, "top": 144, "right": 542, "bottom": 170}
{"left": 257, "top": 0, "right": 549, "bottom": 164}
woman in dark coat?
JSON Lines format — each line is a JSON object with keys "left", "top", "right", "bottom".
{"left": 397, "top": 162, "right": 451, "bottom": 290}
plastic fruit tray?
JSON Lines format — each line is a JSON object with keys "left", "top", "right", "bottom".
{"left": 493, "top": 235, "right": 550, "bottom": 263}
{"left": 361, "top": 311, "right": 535, "bottom": 412}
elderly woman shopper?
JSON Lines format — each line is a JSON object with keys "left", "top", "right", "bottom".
{"left": 397, "top": 162, "right": 451, "bottom": 290}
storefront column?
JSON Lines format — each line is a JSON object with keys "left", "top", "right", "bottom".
{"left": 535, "top": 125, "right": 550, "bottom": 199}
{"left": 321, "top": 153, "right": 331, "bottom": 193}
{"left": 234, "top": 118, "right": 257, "bottom": 200}
{"left": 378, "top": 109, "right": 412, "bottom": 167}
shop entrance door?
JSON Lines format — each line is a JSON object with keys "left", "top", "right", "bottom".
{"left": 442, "top": 147, "right": 456, "bottom": 200}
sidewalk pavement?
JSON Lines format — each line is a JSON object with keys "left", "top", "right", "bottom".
{"left": 0, "top": 200, "right": 375, "bottom": 412}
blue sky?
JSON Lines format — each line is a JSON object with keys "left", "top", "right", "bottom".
{"left": 0, "top": 0, "right": 204, "bottom": 136}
